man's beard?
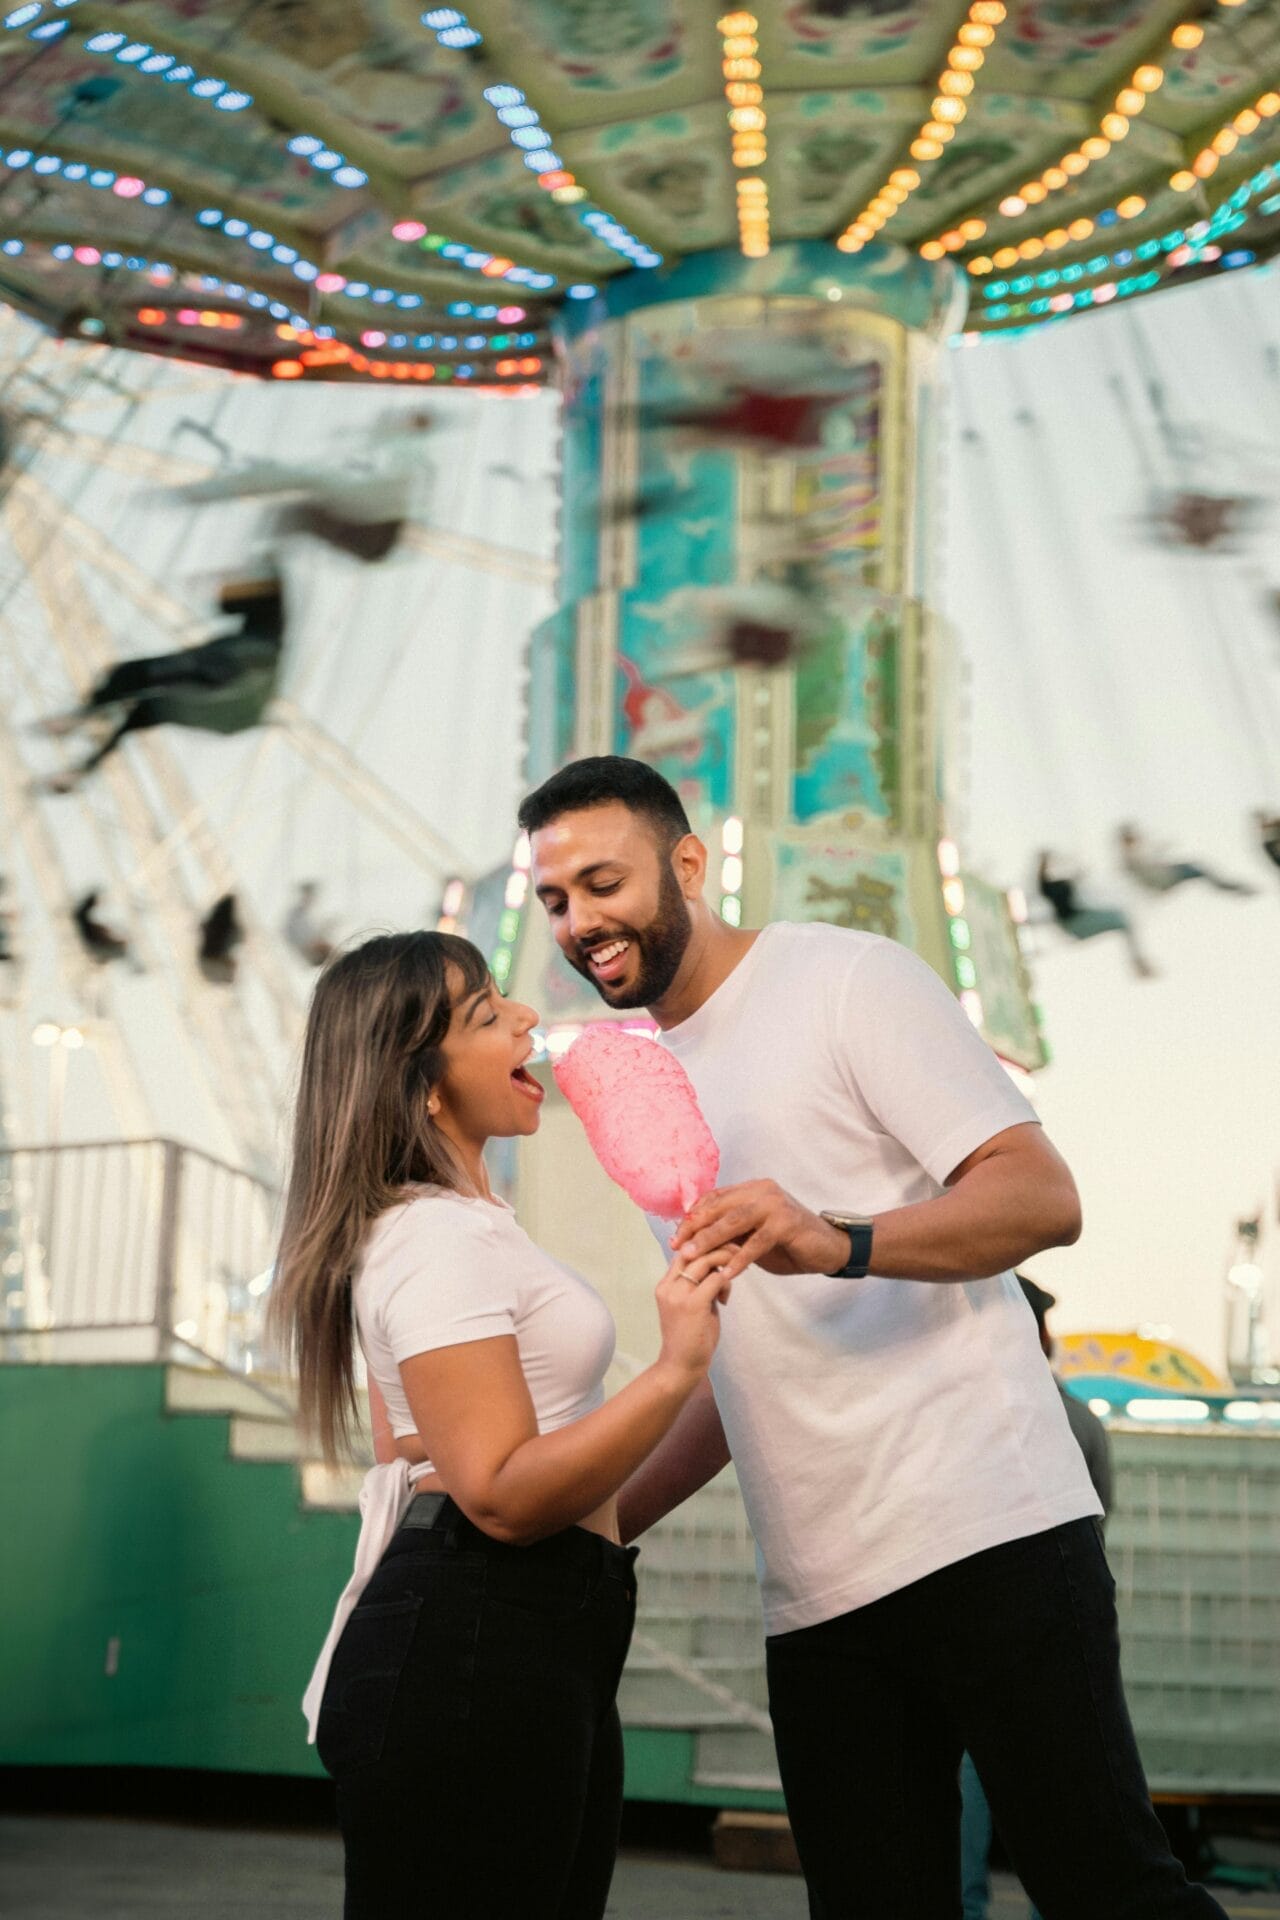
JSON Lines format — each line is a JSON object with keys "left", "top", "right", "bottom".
{"left": 571, "top": 858, "right": 692, "bottom": 1010}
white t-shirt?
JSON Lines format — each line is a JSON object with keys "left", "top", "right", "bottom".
{"left": 651, "top": 922, "right": 1101, "bottom": 1636}
{"left": 355, "top": 1187, "right": 616, "bottom": 1467}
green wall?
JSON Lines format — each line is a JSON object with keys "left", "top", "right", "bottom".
{"left": 0, "top": 1364, "right": 752, "bottom": 1804}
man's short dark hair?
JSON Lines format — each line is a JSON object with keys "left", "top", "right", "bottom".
{"left": 518, "top": 755, "right": 692, "bottom": 853}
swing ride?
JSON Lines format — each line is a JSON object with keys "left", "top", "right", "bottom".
{"left": 0, "top": 0, "right": 1279, "bottom": 1809}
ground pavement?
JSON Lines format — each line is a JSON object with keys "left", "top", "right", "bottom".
{"left": 3, "top": 1816, "right": 1280, "bottom": 1919}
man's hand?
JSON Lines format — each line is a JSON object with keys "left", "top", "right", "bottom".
{"left": 671, "top": 1179, "right": 850, "bottom": 1282}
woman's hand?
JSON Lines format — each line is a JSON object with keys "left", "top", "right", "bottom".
{"left": 653, "top": 1253, "right": 732, "bottom": 1385}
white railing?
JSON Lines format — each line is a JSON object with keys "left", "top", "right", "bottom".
{"left": 0, "top": 1138, "right": 279, "bottom": 1385}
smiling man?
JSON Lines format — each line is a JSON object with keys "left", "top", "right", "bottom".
{"left": 520, "top": 754, "right": 1226, "bottom": 1920}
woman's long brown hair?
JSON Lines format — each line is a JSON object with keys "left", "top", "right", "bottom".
{"left": 269, "top": 930, "right": 489, "bottom": 1462}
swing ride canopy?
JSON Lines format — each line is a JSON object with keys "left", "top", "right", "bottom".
{"left": 0, "top": 0, "right": 1277, "bottom": 385}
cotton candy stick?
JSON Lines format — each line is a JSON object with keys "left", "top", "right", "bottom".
{"left": 553, "top": 1024, "right": 719, "bottom": 1221}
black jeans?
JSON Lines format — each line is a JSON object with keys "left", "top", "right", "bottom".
{"left": 766, "top": 1517, "right": 1228, "bottom": 1920}
{"left": 317, "top": 1494, "right": 638, "bottom": 1920}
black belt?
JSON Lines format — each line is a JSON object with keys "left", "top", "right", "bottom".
{"left": 402, "top": 1490, "right": 449, "bottom": 1530}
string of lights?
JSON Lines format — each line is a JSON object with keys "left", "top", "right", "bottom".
{"left": 717, "top": 12, "right": 770, "bottom": 258}
{"left": 423, "top": 17, "right": 660, "bottom": 270}
{"left": 389, "top": 219, "right": 557, "bottom": 289}
{"left": 961, "top": 87, "right": 1279, "bottom": 274}
{"left": 968, "top": 156, "right": 1279, "bottom": 329}
{"left": 82, "top": 30, "right": 254, "bottom": 118}
{"left": 283, "top": 134, "right": 367, "bottom": 191}
{"left": 2, "top": 143, "right": 168, "bottom": 202}
{"left": 836, "top": 1, "right": 1008, "bottom": 255}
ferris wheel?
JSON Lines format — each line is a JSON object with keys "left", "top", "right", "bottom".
{"left": 0, "top": 305, "right": 558, "bottom": 1177}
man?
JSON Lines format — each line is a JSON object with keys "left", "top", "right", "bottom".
{"left": 960, "top": 1275, "right": 1114, "bottom": 1920}
{"left": 522, "top": 754, "right": 1225, "bottom": 1920}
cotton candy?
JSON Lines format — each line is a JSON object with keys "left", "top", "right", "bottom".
{"left": 553, "top": 1024, "right": 719, "bottom": 1221}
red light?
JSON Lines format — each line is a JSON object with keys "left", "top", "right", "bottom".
{"left": 271, "top": 359, "right": 304, "bottom": 379}
{"left": 113, "top": 177, "right": 144, "bottom": 199}
{"left": 538, "top": 171, "right": 573, "bottom": 191}
{"left": 74, "top": 246, "right": 100, "bottom": 266}
{"left": 497, "top": 306, "right": 524, "bottom": 323}
{"left": 315, "top": 272, "right": 346, "bottom": 294}
{"left": 517, "top": 357, "right": 541, "bottom": 373}
{"left": 482, "top": 256, "right": 514, "bottom": 277}
{"left": 496, "top": 359, "right": 516, "bottom": 375}
{"left": 136, "top": 308, "right": 165, "bottom": 325}
{"left": 176, "top": 308, "right": 199, "bottom": 325}
{"left": 392, "top": 220, "right": 426, "bottom": 242}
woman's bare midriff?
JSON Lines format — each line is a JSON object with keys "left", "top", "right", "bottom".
{"left": 394, "top": 1443, "right": 622, "bottom": 1547}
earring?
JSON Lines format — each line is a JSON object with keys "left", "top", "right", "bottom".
{"left": 427, "top": 1097, "right": 440, "bottom": 1117}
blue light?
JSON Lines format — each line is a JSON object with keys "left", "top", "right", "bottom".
{"left": 268, "top": 301, "right": 289, "bottom": 319}
{"left": 117, "top": 41, "right": 150, "bottom": 61}
{"left": 448, "top": 301, "right": 473, "bottom": 315}
{"left": 293, "top": 260, "right": 318, "bottom": 280}
{"left": 1223, "top": 249, "right": 1255, "bottom": 268}
{"left": 465, "top": 333, "right": 485, "bottom": 347}
{"left": 288, "top": 135, "right": 322, "bottom": 155}
{"left": 191, "top": 77, "right": 225, "bottom": 97}
{"left": 312, "top": 151, "right": 341, "bottom": 170}
{"left": 63, "top": 161, "right": 88, "bottom": 181}
{"left": 456, "top": 366, "right": 473, "bottom": 378}
{"left": 33, "top": 154, "right": 60, "bottom": 173}
{"left": 1, "top": 239, "right": 23, "bottom": 254}
{"left": 567, "top": 283, "right": 595, "bottom": 300}
{"left": 142, "top": 187, "right": 168, "bottom": 205}
{"left": 371, "top": 288, "right": 394, "bottom": 303}
{"left": 528, "top": 273, "right": 556, "bottom": 289}
{"left": 216, "top": 91, "right": 251, "bottom": 111}
{"left": 396, "top": 293, "right": 422, "bottom": 308}
{"left": 313, "top": 325, "right": 335, "bottom": 340}
{"left": 164, "top": 65, "right": 193, "bottom": 83}
{"left": 439, "top": 24, "right": 480, "bottom": 44}
{"left": 247, "top": 291, "right": 268, "bottom": 308}
{"left": 5, "top": 4, "right": 41, "bottom": 24}
{"left": 30, "top": 19, "right": 67, "bottom": 36}
{"left": 477, "top": 305, "right": 497, "bottom": 319}
{"left": 422, "top": 7, "right": 464, "bottom": 24}
{"left": 271, "top": 244, "right": 297, "bottom": 262}
{"left": 464, "top": 250, "right": 488, "bottom": 267}
{"left": 345, "top": 280, "right": 369, "bottom": 297}
{"left": 517, "top": 332, "right": 537, "bottom": 346}
{"left": 140, "top": 53, "right": 174, "bottom": 72}
{"left": 497, "top": 105, "right": 538, "bottom": 128}
{"left": 102, "top": 250, "right": 122, "bottom": 266}
{"left": 89, "top": 169, "right": 114, "bottom": 187}
{"left": 511, "top": 126, "right": 551, "bottom": 151}
{"left": 483, "top": 85, "right": 523, "bottom": 107}
{"left": 440, "top": 335, "right": 458, "bottom": 348}
{"left": 86, "top": 29, "right": 124, "bottom": 50}
{"left": 51, "top": 242, "right": 72, "bottom": 259}
{"left": 248, "top": 230, "right": 273, "bottom": 249}
{"left": 389, "top": 332, "right": 408, "bottom": 348}
{"left": 333, "top": 166, "right": 366, "bottom": 188}
{"left": 635, "top": 251, "right": 662, "bottom": 268}
{"left": 225, "top": 283, "right": 244, "bottom": 297}
{"left": 416, "top": 335, "right": 435, "bottom": 347}
{"left": 125, "top": 256, "right": 144, "bottom": 270}
{"left": 223, "top": 217, "right": 248, "bottom": 236}
{"left": 442, "top": 243, "right": 467, "bottom": 258}
{"left": 4, "top": 149, "right": 30, "bottom": 167}
{"left": 524, "top": 150, "right": 560, "bottom": 172}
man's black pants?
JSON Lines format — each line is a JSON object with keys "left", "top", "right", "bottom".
{"left": 766, "top": 1517, "right": 1227, "bottom": 1920}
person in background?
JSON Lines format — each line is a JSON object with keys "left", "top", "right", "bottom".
{"left": 961, "top": 1275, "right": 1113, "bottom": 1920}
{"left": 1116, "top": 824, "right": 1254, "bottom": 900}
{"left": 1253, "top": 810, "right": 1280, "bottom": 882}
{"left": 1037, "top": 850, "right": 1156, "bottom": 979}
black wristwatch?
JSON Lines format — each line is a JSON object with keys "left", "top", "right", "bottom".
{"left": 819, "top": 1212, "right": 875, "bottom": 1279}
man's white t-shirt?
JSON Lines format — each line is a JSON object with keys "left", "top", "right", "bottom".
{"left": 650, "top": 922, "right": 1101, "bottom": 1637}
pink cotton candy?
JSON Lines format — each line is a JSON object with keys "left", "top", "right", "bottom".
{"left": 553, "top": 1024, "right": 720, "bottom": 1221}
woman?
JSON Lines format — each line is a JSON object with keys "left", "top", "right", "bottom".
{"left": 269, "top": 931, "right": 726, "bottom": 1919}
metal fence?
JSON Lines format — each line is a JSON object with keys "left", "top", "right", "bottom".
{"left": 0, "top": 1138, "right": 279, "bottom": 1378}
